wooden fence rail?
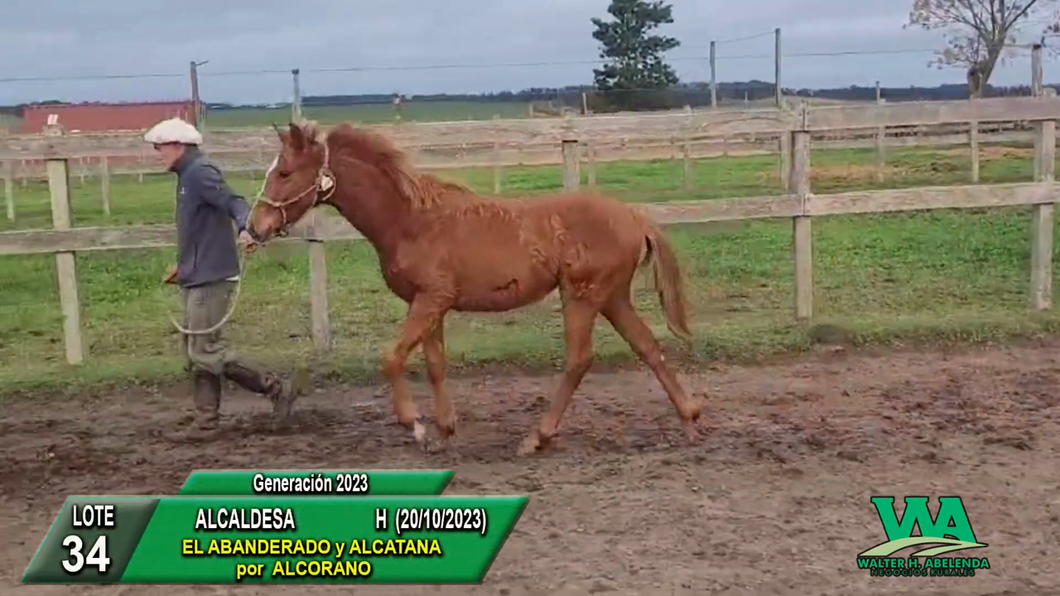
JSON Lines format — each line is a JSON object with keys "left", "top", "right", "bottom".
{"left": 0, "top": 123, "right": 1044, "bottom": 226}
{"left": 1, "top": 95, "right": 1058, "bottom": 365}
{"left": 1, "top": 126, "right": 1039, "bottom": 175}
{"left": 1, "top": 98, "right": 1053, "bottom": 227}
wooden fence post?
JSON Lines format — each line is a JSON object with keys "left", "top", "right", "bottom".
{"left": 46, "top": 157, "right": 84, "bottom": 364}
{"left": 307, "top": 213, "right": 331, "bottom": 351}
{"left": 492, "top": 141, "right": 502, "bottom": 194}
{"left": 682, "top": 136, "right": 693, "bottom": 191}
{"left": 100, "top": 156, "right": 111, "bottom": 216}
{"left": 491, "top": 115, "right": 503, "bottom": 194}
{"left": 779, "top": 133, "right": 792, "bottom": 191}
{"left": 1032, "top": 44, "right": 1044, "bottom": 181}
{"left": 875, "top": 96, "right": 886, "bottom": 183}
{"left": 3, "top": 160, "right": 13, "bottom": 222}
{"left": 790, "top": 129, "right": 813, "bottom": 319}
{"left": 585, "top": 142, "right": 597, "bottom": 187}
{"left": 562, "top": 138, "right": 580, "bottom": 191}
{"left": 969, "top": 118, "right": 980, "bottom": 183}
{"left": 682, "top": 105, "right": 693, "bottom": 191}
{"left": 1030, "top": 88, "right": 1056, "bottom": 311}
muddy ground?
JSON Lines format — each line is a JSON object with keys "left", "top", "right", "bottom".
{"left": 3, "top": 341, "right": 1060, "bottom": 595}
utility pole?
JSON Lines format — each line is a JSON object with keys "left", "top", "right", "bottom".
{"left": 189, "top": 60, "right": 209, "bottom": 128}
{"left": 292, "top": 68, "right": 302, "bottom": 123}
{"left": 709, "top": 40, "right": 717, "bottom": 108}
{"left": 774, "top": 28, "right": 782, "bottom": 107}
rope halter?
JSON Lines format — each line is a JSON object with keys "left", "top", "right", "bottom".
{"left": 255, "top": 138, "right": 336, "bottom": 238}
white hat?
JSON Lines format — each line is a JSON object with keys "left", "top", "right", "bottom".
{"left": 144, "top": 117, "right": 203, "bottom": 145}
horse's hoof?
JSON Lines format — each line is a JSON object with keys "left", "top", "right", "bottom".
{"left": 413, "top": 421, "right": 428, "bottom": 444}
{"left": 683, "top": 420, "right": 702, "bottom": 443}
{"left": 517, "top": 429, "right": 551, "bottom": 457}
{"left": 437, "top": 416, "right": 457, "bottom": 440}
{"left": 425, "top": 435, "right": 450, "bottom": 454}
{"left": 684, "top": 397, "right": 705, "bottom": 422}
{"left": 516, "top": 436, "right": 540, "bottom": 457}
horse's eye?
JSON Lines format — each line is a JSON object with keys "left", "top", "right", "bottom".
{"left": 278, "top": 171, "right": 290, "bottom": 179}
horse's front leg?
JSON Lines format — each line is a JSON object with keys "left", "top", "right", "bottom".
{"left": 382, "top": 294, "right": 448, "bottom": 445}
{"left": 421, "top": 318, "right": 456, "bottom": 448}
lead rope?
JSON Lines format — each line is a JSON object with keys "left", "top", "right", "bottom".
{"left": 169, "top": 142, "right": 334, "bottom": 336}
{"left": 167, "top": 188, "right": 265, "bottom": 336}
{"left": 166, "top": 155, "right": 279, "bottom": 337}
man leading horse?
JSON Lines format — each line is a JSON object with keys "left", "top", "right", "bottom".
{"left": 145, "top": 117, "right": 304, "bottom": 441}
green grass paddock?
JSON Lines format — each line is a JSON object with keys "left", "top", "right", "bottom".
{"left": 2, "top": 142, "right": 1060, "bottom": 394}
{"left": 202, "top": 101, "right": 532, "bottom": 128}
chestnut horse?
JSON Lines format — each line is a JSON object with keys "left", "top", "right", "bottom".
{"left": 246, "top": 121, "right": 705, "bottom": 455}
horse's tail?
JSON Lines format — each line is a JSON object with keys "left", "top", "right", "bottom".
{"left": 639, "top": 217, "right": 694, "bottom": 345}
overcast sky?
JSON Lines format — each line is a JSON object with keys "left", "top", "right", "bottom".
{"left": 1, "top": 0, "right": 1057, "bottom": 105}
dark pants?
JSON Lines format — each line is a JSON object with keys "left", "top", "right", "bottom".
{"left": 180, "top": 280, "right": 237, "bottom": 375}
{"left": 175, "top": 280, "right": 297, "bottom": 433}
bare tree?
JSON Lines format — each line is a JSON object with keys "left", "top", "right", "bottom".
{"left": 907, "top": 0, "right": 1060, "bottom": 97}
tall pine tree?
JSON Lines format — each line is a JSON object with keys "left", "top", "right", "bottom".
{"left": 591, "top": 0, "right": 680, "bottom": 110}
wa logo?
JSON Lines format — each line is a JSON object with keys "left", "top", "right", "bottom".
{"left": 857, "top": 496, "right": 990, "bottom": 578}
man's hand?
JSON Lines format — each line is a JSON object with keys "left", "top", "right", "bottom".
{"left": 239, "top": 230, "right": 258, "bottom": 254}
{"left": 163, "top": 265, "right": 178, "bottom": 285}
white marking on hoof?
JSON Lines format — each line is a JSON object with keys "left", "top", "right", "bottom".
{"left": 413, "top": 421, "right": 427, "bottom": 444}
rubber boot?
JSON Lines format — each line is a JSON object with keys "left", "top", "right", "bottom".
{"left": 170, "top": 370, "right": 222, "bottom": 442}
{"left": 223, "top": 361, "right": 301, "bottom": 421}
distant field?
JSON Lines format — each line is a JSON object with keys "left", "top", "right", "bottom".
{"left": 3, "top": 142, "right": 1060, "bottom": 392}
{"left": 0, "top": 100, "right": 537, "bottom": 133}
{"left": 203, "top": 101, "right": 534, "bottom": 128}
{"left": 0, "top": 95, "right": 878, "bottom": 134}
{"left": 0, "top": 112, "right": 20, "bottom": 132}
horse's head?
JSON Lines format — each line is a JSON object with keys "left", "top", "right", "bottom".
{"left": 247, "top": 121, "right": 335, "bottom": 243}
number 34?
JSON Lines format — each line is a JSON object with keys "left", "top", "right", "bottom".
{"left": 62, "top": 535, "right": 111, "bottom": 573}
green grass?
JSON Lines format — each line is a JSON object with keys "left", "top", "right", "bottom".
{"left": 0, "top": 112, "right": 19, "bottom": 132}
{"left": 202, "top": 101, "right": 532, "bottom": 128}
{"left": 2, "top": 142, "right": 1060, "bottom": 395}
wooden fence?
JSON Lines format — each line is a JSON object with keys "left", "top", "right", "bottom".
{"left": 1, "top": 94, "right": 1058, "bottom": 365}
{"left": 0, "top": 117, "right": 1040, "bottom": 226}
{"left": 0, "top": 117, "right": 1037, "bottom": 182}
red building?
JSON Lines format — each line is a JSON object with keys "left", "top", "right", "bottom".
{"left": 20, "top": 100, "right": 198, "bottom": 134}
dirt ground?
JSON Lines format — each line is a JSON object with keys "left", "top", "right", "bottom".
{"left": 3, "top": 340, "right": 1060, "bottom": 595}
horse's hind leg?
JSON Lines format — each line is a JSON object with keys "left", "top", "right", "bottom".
{"left": 601, "top": 293, "right": 703, "bottom": 440}
{"left": 422, "top": 318, "right": 456, "bottom": 442}
{"left": 518, "top": 297, "right": 600, "bottom": 456}
{"left": 383, "top": 295, "right": 448, "bottom": 445}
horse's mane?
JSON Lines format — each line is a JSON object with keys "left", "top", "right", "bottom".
{"left": 314, "top": 122, "right": 472, "bottom": 209}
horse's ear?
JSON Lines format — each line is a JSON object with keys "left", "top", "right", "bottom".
{"left": 272, "top": 122, "right": 289, "bottom": 148}
{"left": 288, "top": 122, "right": 307, "bottom": 152}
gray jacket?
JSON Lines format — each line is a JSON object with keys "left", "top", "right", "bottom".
{"left": 171, "top": 147, "right": 251, "bottom": 288}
